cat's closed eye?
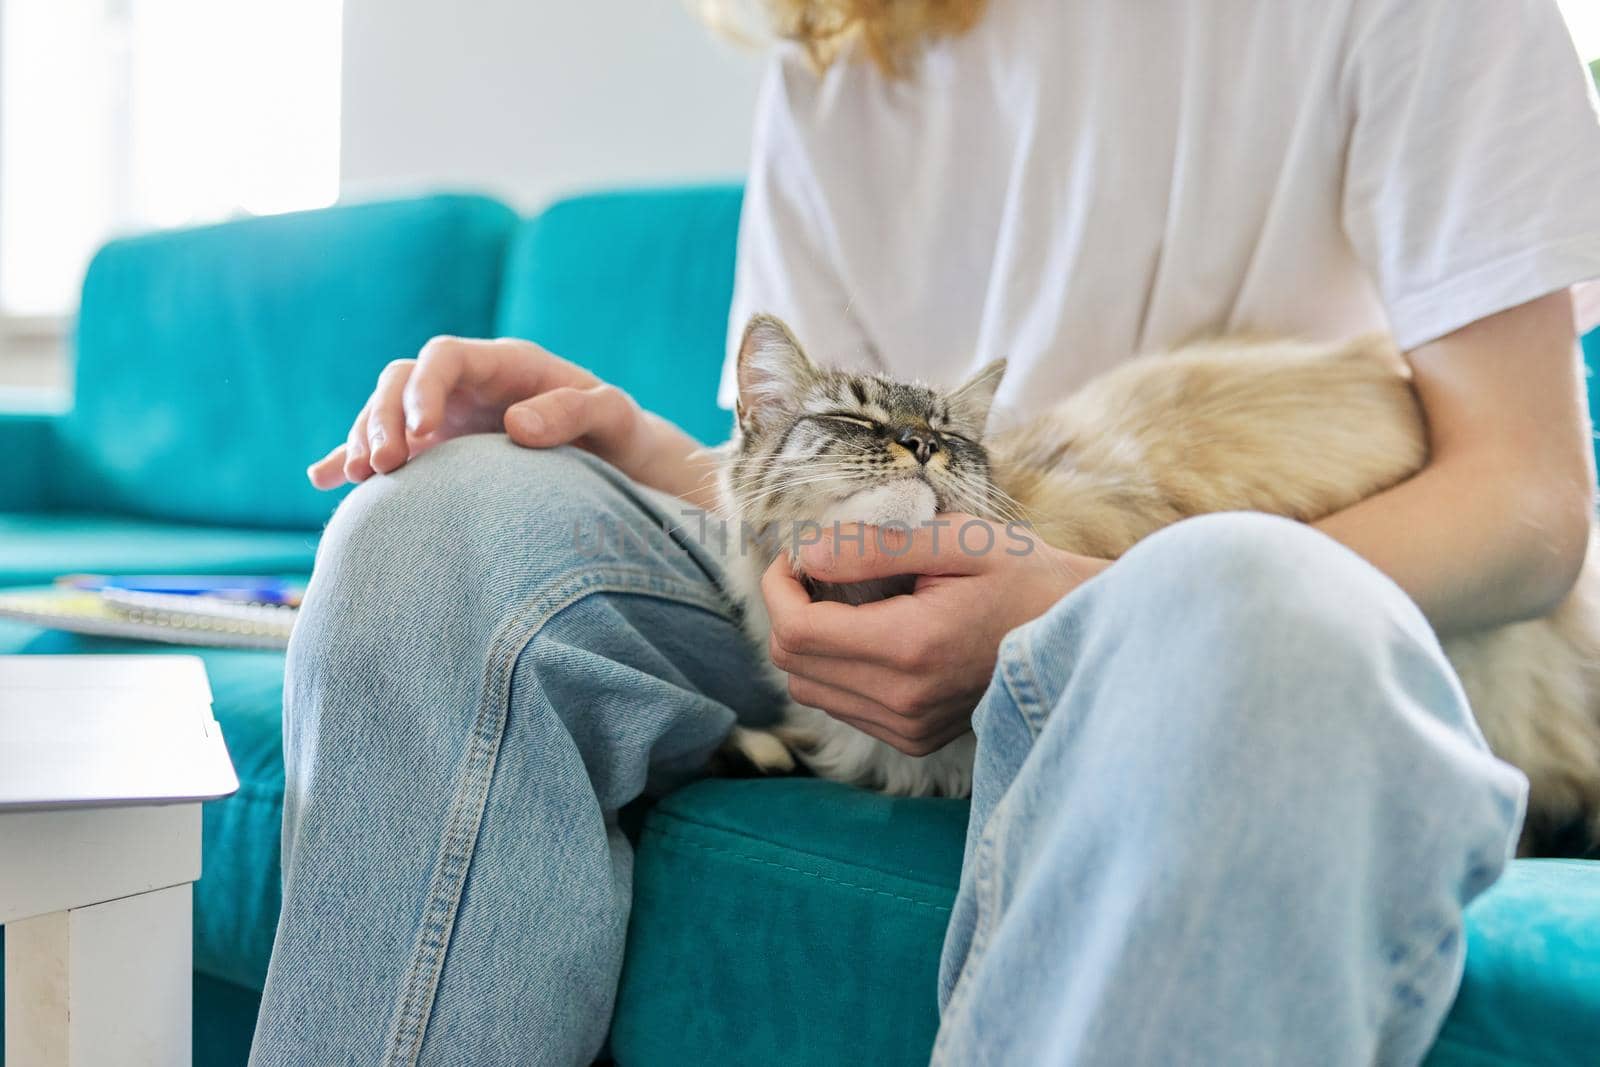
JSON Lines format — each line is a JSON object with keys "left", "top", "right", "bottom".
{"left": 810, "top": 412, "right": 881, "bottom": 430}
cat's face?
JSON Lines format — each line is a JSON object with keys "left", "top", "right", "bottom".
{"left": 725, "top": 314, "right": 1005, "bottom": 535}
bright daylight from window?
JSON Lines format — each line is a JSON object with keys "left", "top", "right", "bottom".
{"left": 1561, "top": 0, "right": 1600, "bottom": 64}
{"left": 0, "top": 0, "right": 342, "bottom": 320}
{"left": 0, "top": 3, "right": 1593, "bottom": 327}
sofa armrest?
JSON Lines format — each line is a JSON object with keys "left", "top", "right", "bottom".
{"left": 0, "top": 391, "right": 65, "bottom": 512}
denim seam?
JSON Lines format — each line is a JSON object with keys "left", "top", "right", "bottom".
{"left": 379, "top": 565, "right": 737, "bottom": 1067}
{"left": 1363, "top": 836, "right": 1507, "bottom": 1043}
{"left": 938, "top": 620, "right": 1075, "bottom": 1065}
{"left": 1365, "top": 913, "right": 1467, "bottom": 1042}
{"left": 997, "top": 626, "right": 1051, "bottom": 741}
{"left": 934, "top": 816, "right": 998, "bottom": 1065}
{"left": 644, "top": 825, "right": 954, "bottom": 913}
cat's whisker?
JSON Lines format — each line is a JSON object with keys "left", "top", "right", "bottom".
{"left": 736, "top": 462, "right": 874, "bottom": 484}
{"left": 714, "top": 315, "right": 1600, "bottom": 854}
{"left": 736, "top": 474, "right": 865, "bottom": 501}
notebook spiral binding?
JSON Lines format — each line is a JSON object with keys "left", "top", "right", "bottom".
{"left": 99, "top": 590, "right": 298, "bottom": 644}
{"left": 0, "top": 588, "right": 297, "bottom": 650}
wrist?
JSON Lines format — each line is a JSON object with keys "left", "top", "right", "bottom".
{"left": 618, "top": 408, "right": 718, "bottom": 508}
{"left": 1029, "top": 545, "right": 1108, "bottom": 616}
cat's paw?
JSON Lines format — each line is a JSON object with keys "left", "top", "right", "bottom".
{"left": 723, "top": 725, "right": 797, "bottom": 774}
{"left": 773, "top": 722, "right": 823, "bottom": 752}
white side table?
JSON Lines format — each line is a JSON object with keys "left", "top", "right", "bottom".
{"left": 0, "top": 655, "right": 239, "bottom": 1067}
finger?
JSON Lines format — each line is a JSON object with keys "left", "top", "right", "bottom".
{"left": 769, "top": 637, "right": 923, "bottom": 707}
{"left": 403, "top": 337, "right": 470, "bottom": 436}
{"left": 859, "top": 716, "right": 973, "bottom": 757}
{"left": 761, "top": 556, "right": 896, "bottom": 659}
{"left": 343, "top": 405, "right": 375, "bottom": 483}
{"left": 761, "top": 556, "right": 950, "bottom": 663}
{"left": 834, "top": 716, "right": 935, "bottom": 755}
{"left": 788, "top": 676, "right": 968, "bottom": 756}
{"left": 366, "top": 360, "right": 415, "bottom": 474}
{"left": 406, "top": 336, "right": 594, "bottom": 436}
{"left": 799, "top": 515, "right": 996, "bottom": 584}
{"left": 786, "top": 676, "right": 924, "bottom": 745}
{"left": 307, "top": 444, "right": 350, "bottom": 489}
{"left": 504, "top": 383, "right": 639, "bottom": 455}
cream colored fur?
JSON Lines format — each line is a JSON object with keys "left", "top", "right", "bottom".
{"left": 720, "top": 328, "right": 1600, "bottom": 851}
{"left": 995, "top": 334, "right": 1600, "bottom": 851}
{"left": 722, "top": 478, "right": 979, "bottom": 797}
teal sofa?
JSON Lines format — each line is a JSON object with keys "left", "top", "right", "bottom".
{"left": 2, "top": 188, "right": 1598, "bottom": 1066}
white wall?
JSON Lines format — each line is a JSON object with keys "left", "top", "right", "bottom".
{"left": 339, "top": 0, "right": 764, "bottom": 212}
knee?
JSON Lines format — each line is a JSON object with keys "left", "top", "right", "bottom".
{"left": 1007, "top": 514, "right": 1516, "bottom": 845}
{"left": 286, "top": 440, "right": 618, "bottom": 746}
{"left": 317, "top": 435, "right": 612, "bottom": 572}
{"left": 1110, "top": 510, "right": 1433, "bottom": 660}
{"left": 1030, "top": 512, "right": 1458, "bottom": 749}
{"left": 292, "top": 437, "right": 622, "bottom": 671}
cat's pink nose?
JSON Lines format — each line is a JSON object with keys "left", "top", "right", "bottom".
{"left": 896, "top": 430, "right": 940, "bottom": 464}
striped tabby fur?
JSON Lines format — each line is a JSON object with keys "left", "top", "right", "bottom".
{"left": 717, "top": 314, "right": 1600, "bottom": 853}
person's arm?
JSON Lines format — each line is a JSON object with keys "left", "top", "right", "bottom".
{"left": 1576, "top": 281, "right": 1600, "bottom": 335}
{"left": 761, "top": 294, "right": 1595, "bottom": 754}
{"left": 310, "top": 56, "right": 864, "bottom": 510}
{"left": 1319, "top": 1, "right": 1600, "bottom": 630}
{"left": 762, "top": 0, "right": 1600, "bottom": 753}
{"left": 1316, "top": 290, "right": 1594, "bottom": 634}
{"left": 306, "top": 335, "right": 722, "bottom": 509}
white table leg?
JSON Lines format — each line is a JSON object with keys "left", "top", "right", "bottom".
{"left": 5, "top": 883, "right": 192, "bottom": 1067}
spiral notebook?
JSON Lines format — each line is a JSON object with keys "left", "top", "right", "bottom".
{"left": 0, "top": 587, "right": 297, "bottom": 649}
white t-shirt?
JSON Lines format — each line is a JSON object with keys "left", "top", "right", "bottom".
{"left": 720, "top": 0, "right": 1600, "bottom": 426}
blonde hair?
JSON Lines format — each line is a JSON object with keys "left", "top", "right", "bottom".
{"left": 694, "top": 0, "right": 988, "bottom": 76}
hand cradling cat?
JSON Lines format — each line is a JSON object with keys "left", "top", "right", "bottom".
{"left": 804, "top": 480, "right": 938, "bottom": 604}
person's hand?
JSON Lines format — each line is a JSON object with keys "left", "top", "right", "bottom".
{"left": 761, "top": 516, "right": 1109, "bottom": 755}
{"left": 307, "top": 336, "right": 646, "bottom": 489}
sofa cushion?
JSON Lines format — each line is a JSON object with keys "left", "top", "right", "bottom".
{"left": 613, "top": 778, "right": 967, "bottom": 1066}
{"left": 1431, "top": 858, "right": 1600, "bottom": 1065}
{"left": 495, "top": 186, "right": 741, "bottom": 446}
{"left": 0, "top": 621, "right": 288, "bottom": 994}
{"left": 0, "top": 512, "right": 319, "bottom": 586}
{"left": 56, "top": 194, "right": 518, "bottom": 530}
{"left": 614, "top": 778, "right": 1600, "bottom": 1067}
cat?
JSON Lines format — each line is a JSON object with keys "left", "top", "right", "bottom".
{"left": 716, "top": 313, "right": 1600, "bottom": 853}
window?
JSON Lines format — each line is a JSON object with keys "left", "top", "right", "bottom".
{"left": 1560, "top": 0, "right": 1600, "bottom": 64}
{"left": 0, "top": 0, "right": 342, "bottom": 321}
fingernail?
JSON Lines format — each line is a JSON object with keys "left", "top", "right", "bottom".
{"left": 516, "top": 409, "right": 544, "bottom": 436}
{"left": 370, "top": 426, "right": 386, "bottom": 449}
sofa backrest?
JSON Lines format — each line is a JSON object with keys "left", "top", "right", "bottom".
{"left": 57, "top": 194, "right": 518, "bottom": 529}
{"left": 1587, "top": 330, "right": 1600, "bottom": 470}
{"left": 52, "top": 183, "right": 1600, "bottom": 534}
{"left": 495, "top": 185, "right": 741, "bottom": 446}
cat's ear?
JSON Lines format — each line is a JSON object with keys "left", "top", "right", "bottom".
{"left": 946, "top": 358, "right": 1007, "bottom": 433}
{"left": 736, "top": 314, "right": 816, "bottom": 431}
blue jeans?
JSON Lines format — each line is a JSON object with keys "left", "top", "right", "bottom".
{"left": 252, "top": 434, "right": 1526, "bottom": 1066}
